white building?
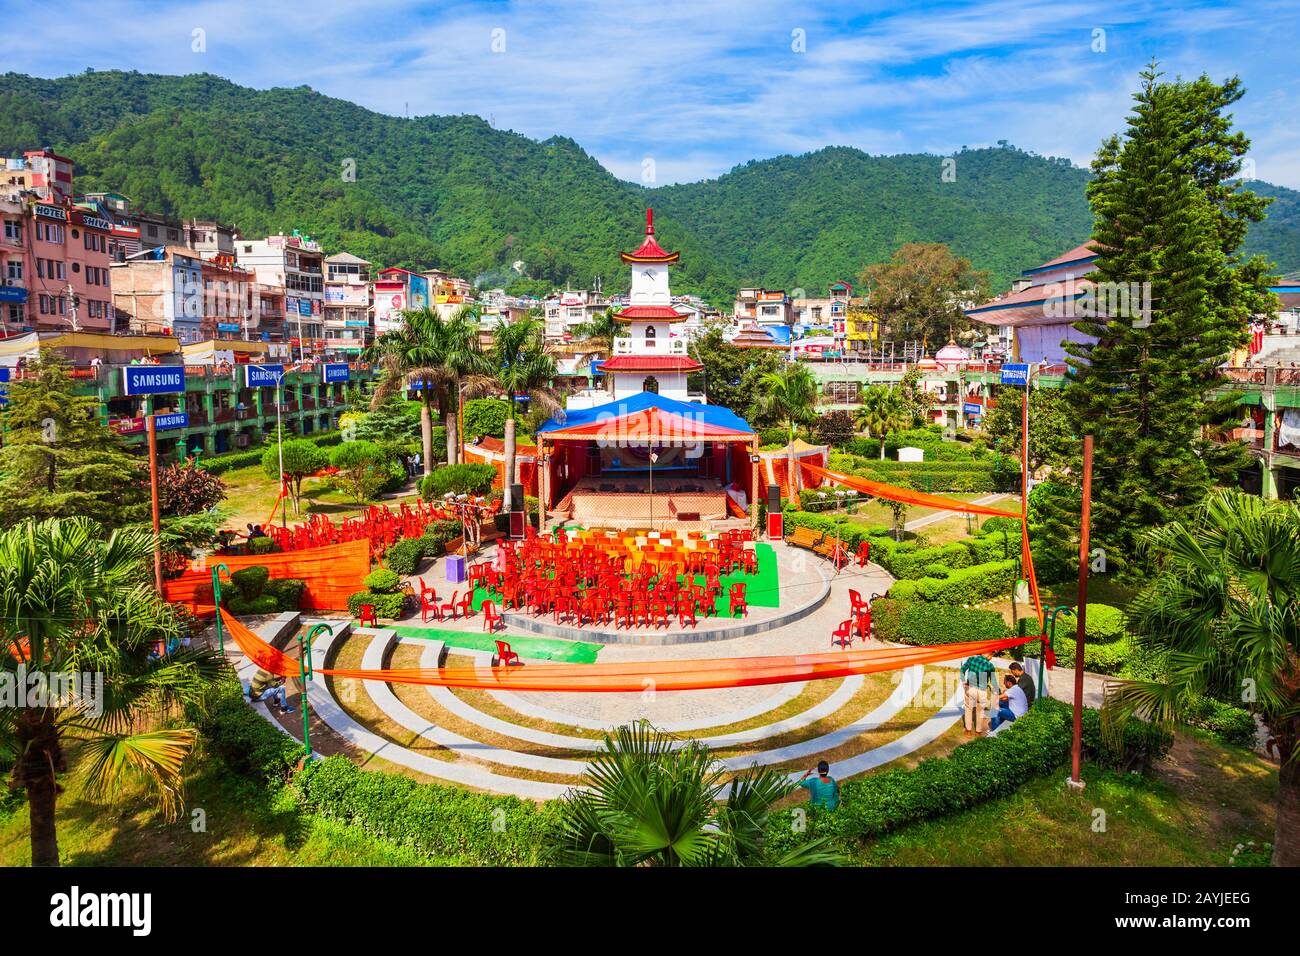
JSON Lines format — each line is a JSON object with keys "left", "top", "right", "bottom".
{"left": 236, "top": 232, "right": 325, "bottom": 352}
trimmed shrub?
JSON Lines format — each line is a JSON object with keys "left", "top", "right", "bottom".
{"left": 420, "top": 519, "right": 463, "bottom": 556}
{"left": 764, "top": 698, "right": 1172, "bottom": 855}
{"left": 870, "top": 597, "right": 906, "bottom": 643}
{"left": 419, "top": 463, "right": 497, "bottom": 500}
{"left": 199, "top": 683, "right": 304, "bottom": 786}
{"left": 922, "top": 563, "right": 950, "bottom": 579}
{"left": 842, "top": 436, "right": 881, "bottom": 458}
{"left": 295, "top": 755, "right": 558, "bottom": 865}
{"left": 263, "top": 578, "right": 305, "bottom": 611}
{"left": 230, "top": 565, "right": 270, "bottom": 601}
{"left": 331, "top": 440, "right": 397, "bottom": 503}
{"left": 893, "top": 603, "right": 1012, "bottom": 647}
{"left": 889, "top": 559, "right": 1019, "bottom": 605}
{"left": 1051, "top": 635, "right": 1130, "bottom": 675}
{"left": 227, "top": 594, "right": 280, "bottom": 615}
{"left": 1082, "top": 604, "right": 1127, "bottom": 644}
{"left": 385, "top": 538, "right": 426, "bottom": 576}
{"left": 981, "top": 516, "right": 1020, "bottom": 535}
{"left": 462, "top": 398, "right": 511, "bottom": 440}
{"left": 347, "top": 590, "right": 406, "bottom": 620}
{"left": 364, "top": 568, "right": 402, "bottom": 593}
{"left": 248, "top": 536, "right": 279, "bottom": 555}
{"left": 1185, "top": 696, "right": 1258, "bottom": 747}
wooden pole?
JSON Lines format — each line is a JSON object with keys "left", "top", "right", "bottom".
{"left": 1069, "top": 434, "right": 1094, "bottom": 788}
{"left": 147, "top": 412, "right": 163, "bottom": 593}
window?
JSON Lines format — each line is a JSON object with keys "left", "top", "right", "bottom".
{"left": 3, "top": 220, "right": 20, "bottom": 241}
{"left": 72, "top": 262, "right": 80, "bottom": 273}
{"left": 147, "top": 225, "right": 158, "bottom": 237}
{"left": 71, "top": 228, "right": 79, "bottom": 239}
{"left": 644, "top": 325, "right": 656, "bottom": 340}
{"left": 7, "top": 303, "right": 23, "bottom": 324}
{"left": 7, "top": 261, "right": 21, "bottom": 281}
{"left": 642, "top": 376, "right": 659, "bottom": 394}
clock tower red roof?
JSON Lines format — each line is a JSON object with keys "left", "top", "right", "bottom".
{"left": 620, "top": 208, "right": 680, "bottom": 264}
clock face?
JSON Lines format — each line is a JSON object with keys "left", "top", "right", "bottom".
{"left": 641, "top": 269, "right": 656, "bottom": 280}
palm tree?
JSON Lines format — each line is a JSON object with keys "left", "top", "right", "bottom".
{"left": 549, "top": 722, "right": 841, "bottom": 866}
{"left": 1106, "top": 491, "right": 1300, "bottom": 866}
{"left": 467, "top": 316, "right": 565, "bottom": 511}
{"left": 0, "top": 517, "right": 227, "bottom": 866}
{"left": 364, "top": 307, "right": 481, "bottom": 475}
{"left": 752, "top": 363, "right": 819, "bottom": 497}
{"left": 854, "top": 384, "right": 910, "bottom": 460}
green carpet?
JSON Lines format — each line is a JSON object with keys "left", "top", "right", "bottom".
{"left": 469, "top": 542, "right": 780, "bottom": 620}
{"left": 387, "top": 624, "right": 602, "bottom": 663}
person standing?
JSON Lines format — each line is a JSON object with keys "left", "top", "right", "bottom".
{"left": 960, "top": 651, "right": 997, "bottom": 736}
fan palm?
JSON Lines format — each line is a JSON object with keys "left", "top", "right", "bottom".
{"left": 0, "top": 517, "right": 228, "bottom": 866}
{"left": 466, "top": 316, "right": 566, "bottom": 511}
{"left": 549, "top": 722, "right": 842, "bottom": 866}
{"left": 1105, "top": 490, "right": 1300, "bottom": 865}
{"left": 854, "top": 384, "right": 910, "bottom": 460}
{"left": 751, "top": 363, "right": 819, "bottom": 496}
{"left": 364, "top": 307, "right": 482, "bottom": 474}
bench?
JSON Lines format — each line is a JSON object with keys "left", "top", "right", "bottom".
{"left": 786, "top": 525, "right": 850, "bottom": 566}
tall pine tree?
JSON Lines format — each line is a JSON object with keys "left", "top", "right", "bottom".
{"left": 1065, "top": 64, "right": 1276, "bottom": 566}
{"left": 0, "top": 350, "right": 148, "bottom": 526}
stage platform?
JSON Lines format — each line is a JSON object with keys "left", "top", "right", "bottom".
{"left": 550, "top": 474, "right": 738, "bottom": 530}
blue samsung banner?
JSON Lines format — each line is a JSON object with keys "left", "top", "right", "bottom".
{"left": 1000, "top": 363, "right": 1030, "bottom": 386}
{"left": 217, "top": 322, "right": 240, "bottom": 332}
{"left": 122, "top": 365, "right": 185, "bottom": 396}
{"left": 322, "top": 363, "right": 350, "bottom": 383}
{"left": 0, "top": 367, "right": 10, "bottom": 383}
{"left": 245, "top": 364, "right": 285, "bottom": 388}
{"left": 963, "top": 402, "right": 983, "bottom": 417}
{"left": 154, "top": 412, "right": 189, "bottom": 431}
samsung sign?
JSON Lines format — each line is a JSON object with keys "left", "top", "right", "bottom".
{"left": 1000, "top": 363, "right": 1030, "bottom": 386}
{"left": 322, "top": 363, "right": 350, "bottom": 383}
{"left": 963, "top": 402, "right": 983, "bottom": 417}
{"left": 122, "top": 366, "right": 185, "bottom": 396}
{"left": 245, "top": 364, "right": 285, "bottom": 388}
{"left": 154, "top": 412, "right": 189, "bottom": 431}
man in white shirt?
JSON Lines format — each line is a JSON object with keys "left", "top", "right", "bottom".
{"left": 989, "top": 673, "right": 1029, "bottom": 732}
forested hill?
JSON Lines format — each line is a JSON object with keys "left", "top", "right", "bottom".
{"left": 2, "top": 70, "right": 1297, "bottom": 304}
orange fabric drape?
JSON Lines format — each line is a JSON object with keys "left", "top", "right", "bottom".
{"left": 164, "top": 539, "right": 370, "bottom": 615}
{"left": 801, "top": 462, "right": 1021, "bottom": 518}
{"left": 219, "top": 609, "right": 1035, "bottom": 691}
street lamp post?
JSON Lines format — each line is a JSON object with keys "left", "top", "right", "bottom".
{"left": 270, "top": 363, "right": 303, "bottom": 529}
{"left": 211, "top": 563, "right": 231, "bottom": 654}
{"left": 1044, "top": 604, "right": 1073, "bottom": 704}
{"left": 296, "top": 623, "right": 333, "bottom": 756}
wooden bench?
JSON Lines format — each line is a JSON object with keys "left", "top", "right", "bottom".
{"left": 786, "top": 526, "right": 850, "bottom": 566}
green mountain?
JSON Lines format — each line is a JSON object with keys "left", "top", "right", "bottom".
{"left": 1, "top": 70, "right": 1297, "bottom": 305}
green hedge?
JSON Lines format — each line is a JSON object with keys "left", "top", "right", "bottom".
{"left": 765, "top": 698, "right": 1172, "bottom": 854}
{"left": 889, "top": 559, "right": 1019, "bottom": 605}
{"left": 890, "top": 602, "right": 1012, "bottom": 647}
{"left": 1185, "top": 696, "right": 1258, "bottom": 747}
{"left": 1051, "top": 635, "right": 1131, "bottom": 675}
{"left": 347, "top": 591, "right": 406, "bottom": 619}
{"left": 199, "top": 683, "right": 304, "bottom": 786}
{"left": 204, "top": 429, "right": 349, "bottom": 475}
{"left": 385, "top": 537, "right": 426, "bottom": 575}
{"left": 294, "top": 755, "right": 559, "bottom": 865}
{"left": 419, "top": 463, "right": 497, "bottom": 500}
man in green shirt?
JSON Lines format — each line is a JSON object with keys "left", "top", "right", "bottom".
{"left": 960, "top": 652, "right": 997, "bottom": 735}
{"left": 797, "top": 760, "right": 840, "bottom": 810}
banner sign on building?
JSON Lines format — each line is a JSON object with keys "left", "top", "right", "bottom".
{"left": 1000, "top": 363, "right": 1030, "bottom": 386}
{"left": 299, "top": 299, "right": 313, "bottom": 316}
{"left": 122, "top": 365, "right": 185, "bottom": 396}
{"left": 245, "top": 363, "right": 286, "bottom": 388}
{"left": 217, "top": 322, "right": 240, "bottom": 332}
{"left": 322, "top": 362, "right": 350, "bottom": 384}
{"left": 963, "top": 402, "right": 983, "bottom": 417}
{"left": 154, "top": 412, "right": 189, "bottom": 431}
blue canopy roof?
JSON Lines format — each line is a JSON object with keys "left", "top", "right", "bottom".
{"left": 537, "top": 391, "right": 754, "bottom": 437}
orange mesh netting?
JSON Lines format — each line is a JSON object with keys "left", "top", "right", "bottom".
{"left": 164, "top": 539, "right": 370, "bottom": 615}
{"left": 800, "top": 462, "right": 1021, "bottom": 519}
{"left": 219, "top": 609, "right": 1035, "bottom": 691}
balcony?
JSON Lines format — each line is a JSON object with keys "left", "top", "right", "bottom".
{"left": 612, "top": 337, "right": 688, "bottom": 356}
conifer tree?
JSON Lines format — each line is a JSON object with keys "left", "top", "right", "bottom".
{"left": 0, "top": 350, "right": 148, "bottom": 526}
{"left": 1064, "top": 64, "right": 1276, "bottom": 566}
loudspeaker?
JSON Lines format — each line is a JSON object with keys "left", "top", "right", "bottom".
{"left": 585, "top": 445, "right": 601, "bottom": 477}
{"left": 510, "top": 483, "right": 525, "bottom": 510}
{"left": 766, "top": 483, "right": 781, "bottom": 512}
{"left": 767, "top": 512, "right": 784, "bottom": 541}
{"left": 509, "top": 483, "right": 526, "bottom": 540}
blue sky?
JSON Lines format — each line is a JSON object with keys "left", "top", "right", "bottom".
{"left": 3, "top": 0, "right": 1298, "bottom": 187}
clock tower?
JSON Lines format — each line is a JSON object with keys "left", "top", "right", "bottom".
{"left": 592, "top": 208, "right": 703, "bottom": 402}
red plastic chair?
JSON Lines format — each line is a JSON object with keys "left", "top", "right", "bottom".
{"left": 439, "top": 590, "right": 460, "bottom": 620}
{"left": 495, "top": 640, "right": 520, "bottom": 666}
{"left": 856, "top": 540, "right": 871, "bottom": 568}
{"left": 420, "top": 592, "right": 440, "bottom": 624}
{"left": 677, "top": 597, "right": 698, "bottom": 629}
{"left": 729, "top": 582, "right": 748, "bottom": 617}
{"left": 849, "top": 589, "right": 867, "bottom": 616}
{"left": 831, "top": 618, "right": 854, "bottom": 649}
{"left": 482, "top": 600, "right": 502, "bottom": 632}
{"left": 359, "top": 603, "right": 378, "bottom": 628}
{"left": 854, "top": 608, "right": 872, "bottom": 642}
{"left": 455, "top": 591, "right": 474, "bottom": 618}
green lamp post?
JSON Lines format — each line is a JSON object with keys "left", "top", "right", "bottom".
{"left": 211, "top": 563, "right": 231, "bottom": 654}
{"left": 1043, "top": 604, "right": 1073, "bottom": 703}
{"left": 296, "top": 623, "right": 333, "bottom": 756}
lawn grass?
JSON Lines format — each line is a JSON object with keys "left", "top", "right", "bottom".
{"left": 220, "top": 463, "right": 421, "bottom": 530}
{"left": 386, "top": 624, "right": 603, "bottom": 663}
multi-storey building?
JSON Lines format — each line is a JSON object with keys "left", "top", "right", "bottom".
{"left": 20, "top": 196, "right": 114, "bottom": 333}
{"left": 734, "top": 287, "right": 791, "bottom": 327}
{"left": 236, "top": 232, "right": 325, "bottom": 359}
{"left": 323, "top": 251, "right": 372, "bottom": 355}
{"left": 372, "top": 266, "right": 430, "bottom": 334}
{"left": 543, "top": 289, "right": 610, "bottom": 340}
